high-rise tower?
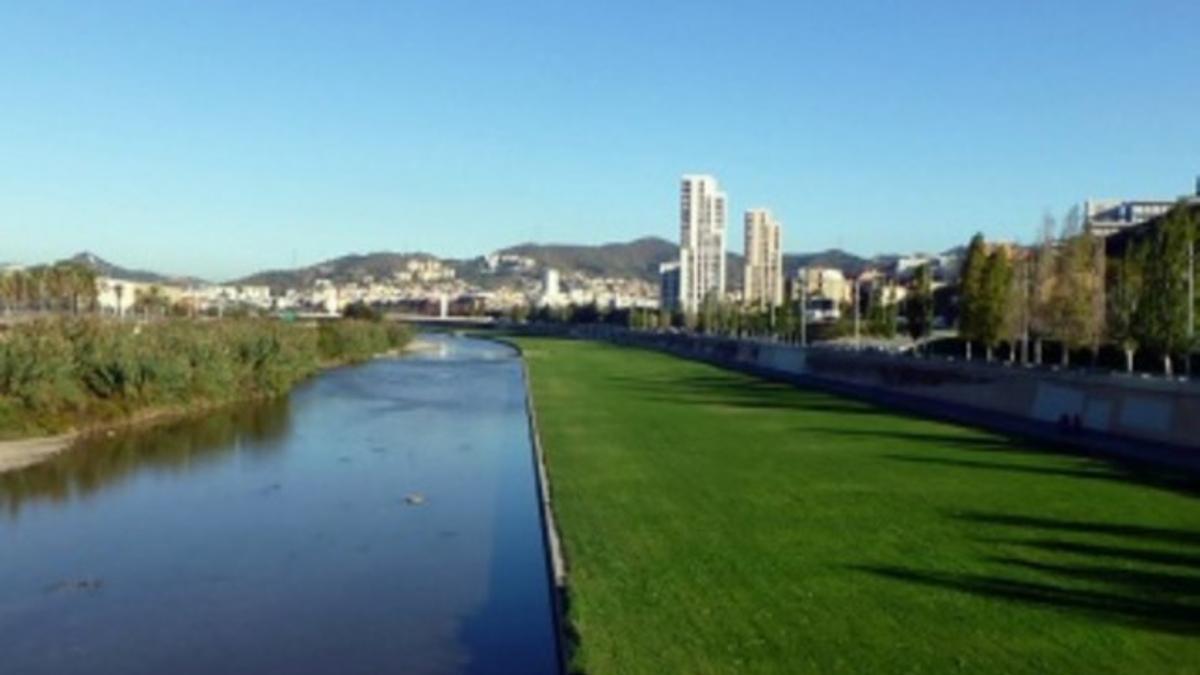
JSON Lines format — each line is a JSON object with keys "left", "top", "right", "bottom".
{"left": 677, "top": 174, "right": 727, "bottom": 313}
{"left": 742, "top": 208, "right": 783, "bottom": 308}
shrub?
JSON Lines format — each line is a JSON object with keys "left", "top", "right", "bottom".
{"left": 0, "top": 317, "right": 411, "bottom": 436}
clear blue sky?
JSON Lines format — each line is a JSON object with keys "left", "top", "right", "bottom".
{"left": 3, "top": 1, "right": 1198, "bottom": 280}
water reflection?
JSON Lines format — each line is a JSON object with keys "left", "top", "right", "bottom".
{"left": 0, "top": 397, "right": 291, "bottom": 517}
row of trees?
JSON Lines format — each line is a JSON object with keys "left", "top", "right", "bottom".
{"left": 0, "top": 263, "right": 98, "bottom": 314}
{"left": 957, "top": 204, "right": 1197, "bottom": 375}
{"left": 0, "top": 264, "right": 218, "bottom": 319}
{"left": 1108, "top": 206, "right": 1197, "bottom": 376}
{"left": 521, "top": 203, "right": 1195, "bottom": 377}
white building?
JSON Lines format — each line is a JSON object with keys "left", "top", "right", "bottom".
{"left": 312, "top": 279, "right": 340, "bottom": 315}
{"left": 793, "top": 267, "right": 851, "bottom": 305}
{"left": 677, "top": 174, "right": 727, "bottom": 313}
{"left": 539, "top": 267, "right": 564, "bottom": 307}
{"left": 95, "top": 277, "right": 144, "bottom": 316}
{"left": 482, "top": 253, "right": 536, "bottom": 273}
{"left": 95, "top": 277, "right": 187, "bottom": 316}
{"left": 401, "top": 258, "right": 455, "bottom": 283}
{"left": 742, "top": 208, "right": 783, "bottom": 309}
{"left": 1084, "top": 199, "right": 1175, "bottom": 238}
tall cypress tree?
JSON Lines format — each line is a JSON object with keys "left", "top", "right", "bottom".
{"left": 979, "top": 249, "right": 1013, "bottom": 361}
{"left": 958, "top": 233, "right": 988, "bottom": 359}
{"left": 1049, "top": 228, "right": 1105, "bottom": 367}
{"left": 1029, "top": 213, "right": 1058, "bottom": 364}
{"left": 1002, "top": 251, "right": 1032, "bottom": 363}
{"left": 905, "top": 264, "right": 934, "bottom": 348}
{"left": 1107, "top": 242, "right": 1145, "bottom": 372}
{"left": 1136, "top": 204, "right": 1195, "bottom": 376}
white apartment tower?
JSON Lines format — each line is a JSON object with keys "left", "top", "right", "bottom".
{"left": 742, "top": 208, "right": 783, "bottom": 308}
{"left": 677, "top": 174, "right": 727, "bottom": 313}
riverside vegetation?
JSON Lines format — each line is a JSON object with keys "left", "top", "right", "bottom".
{"left": 0, "top": 318, "right": 411, "bottom": 439}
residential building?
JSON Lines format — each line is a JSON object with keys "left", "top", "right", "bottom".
{"left": 659, "top": 261, "right": 681, "bottom": 313}
{"left": 677, "top": 174, "right": 727, "bottom": 313}
{"left": 792, "top": 267, "right": 851, "bottom": 305}
{"left": 402, "top": 258, "right": 456, "bottom": 283}
{"left": 95, "top": 277, "right": 142, "bottom": 316}
{"left": 540, "top": 267, "right": 564, "bottom": 307}
{"left": 482, "top": 253, "right": 536, "bottom": 273}
{"left": 742, "top": 208, "right": 783, "bottom": 309}
{"left": 1084, "top": 199, "right": 1176, "bottom": 238}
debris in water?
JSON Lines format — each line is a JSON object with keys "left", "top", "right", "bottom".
{"left": 44, "top": 578, "right": 104, "bottom": 595}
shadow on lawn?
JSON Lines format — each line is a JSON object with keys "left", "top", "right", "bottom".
{"left": 854, "top": 563, "right": 1200, "bottom": 635}
{"left": 605, "top": 373, "right": 885, "bottom": 417}
{"left": 883, "top": 453, "right": 1188, "bottom": 489}
{"left": 854, "top": 511, "right": 1200, "bottom": 635}
{"left": 959, "top": 512, "right": 1200, "bottom": 547}
{"left": 806, "top": 427, "right": 1033, "bottom": 452}
{"left": 806, "top": 416, "right": 1200, "bottom": 497}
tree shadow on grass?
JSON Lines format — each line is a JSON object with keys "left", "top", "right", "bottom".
{"left": 990, "top": 557, "right": 1200, "bottom": 596}
{"left": 885, "top": 454, "right": 1153, "bottom": 486}
{"left": 806, "top": 427, "right": 1034, "bottom": 453}
{"left": 604, "top": 373, "right": 886, "bottom": 417}
{"left": 957, "top": 512, "right": 1200, "bottom": 547}
{"left": 851, "top": 563, "right": 1200, "bottom": 636}
{"left": 852, "top": 510, "right": 1200, "bottom": 636}
{"left": 996, "top": 538, "right": 1200, "bottom": 569}
{"left": 867, "top": 433, "right": 1200, "bottom": 498}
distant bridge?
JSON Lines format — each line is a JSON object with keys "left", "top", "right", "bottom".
{"left": 386, "top": 314, "right": 497, "bottom": 328}
{"left": 288, "top": 312, "right": 497, "bottom": 328}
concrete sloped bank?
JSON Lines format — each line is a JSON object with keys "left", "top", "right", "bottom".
{"left": 496, "top": 337, "right": 571, "bottom": 674}
{"left": 520, "top": 325, "right": 1200, "bottom": 475}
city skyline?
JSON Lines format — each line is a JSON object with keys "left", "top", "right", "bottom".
{"left": 4, "top": 2, "right": 1199, "bottom": 279}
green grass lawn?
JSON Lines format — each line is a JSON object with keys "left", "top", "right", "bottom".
{"left": 517, "top": 337, "right": 1200, "bottom": 675}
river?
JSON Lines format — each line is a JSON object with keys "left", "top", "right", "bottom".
{"left": 0, "top": 334, "right": 560, "bottom": 674}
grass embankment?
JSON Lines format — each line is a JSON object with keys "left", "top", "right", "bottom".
{"left": 0, "top": 318, "right": 411, "bottom": 439}
{"left": 517, "top": 337, "right": 1200, "bottom": 675}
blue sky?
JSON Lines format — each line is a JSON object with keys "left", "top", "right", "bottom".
{"left": 2, "top": 1, "right": 1198, "bottom": 280}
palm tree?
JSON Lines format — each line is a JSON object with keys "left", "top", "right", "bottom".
{"left": 114, "top": 282, "right": 126, "bottom": 318}
{"left": 0, "top": 272, "right": 12, "bottom": 315}
{"left": 60, "top": 263, "right": 97, "bottom": 314}
{"left": 135, "top": 285, "right": 170, "bottom": 318}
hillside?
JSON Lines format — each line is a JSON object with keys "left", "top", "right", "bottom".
{"left": 56, "top": 240, "right": 911, "bottom": 291}
{"left": 234, "top": 251, "right": 440, "bottom": 289}
{"left": 63, "top": 252, "right": 204, "bottom": 285}
{"left": 782, "top": 249, "right": 873, "bottom": 278}
{"left": 499, "top": 237, "right": 678, "bottom": 282}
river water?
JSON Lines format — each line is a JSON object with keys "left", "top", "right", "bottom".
{"left": 0, "top": 334, "right": 559, "bottom": 674}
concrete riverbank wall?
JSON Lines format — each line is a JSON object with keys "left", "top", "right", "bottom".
{"left": 526, "top": 326, "right": 1200, "bottom": 471}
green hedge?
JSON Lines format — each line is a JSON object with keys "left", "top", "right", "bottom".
{"left": 0, "top": 318, "right": 411, "bottom": 438}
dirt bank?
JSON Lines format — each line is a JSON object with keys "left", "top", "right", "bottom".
{"left": 0, "top": 434, "right": 77, "bottom": 474}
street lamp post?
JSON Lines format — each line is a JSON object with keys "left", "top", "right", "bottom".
{"left": 853, "top": 277, "right": 861, "bottom": 349}
{"left": 1188, "top": 237, "right": 1195, "bottom": 376}
{"left": 800, "top": 270, "right": 808, "bottom": 347}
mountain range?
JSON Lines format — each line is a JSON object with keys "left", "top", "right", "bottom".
{"left": 56, "top": 238, "right": 928, "bottom": 290}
